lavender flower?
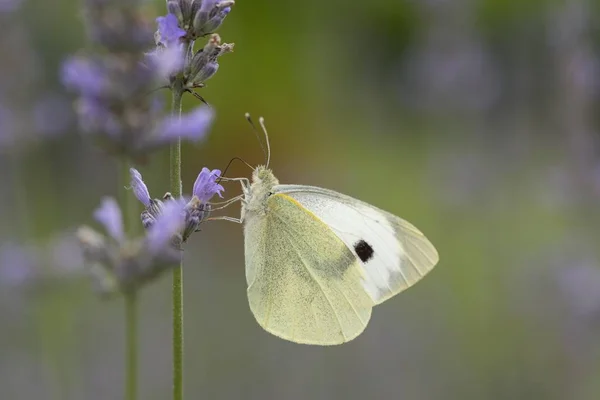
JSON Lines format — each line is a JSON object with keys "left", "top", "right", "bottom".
{"left": 130, "top": 168, "right": 151, "bottom": 207}
{"left": 180, "top": 167, "right": 223, "bottom": 239}
{"left": 129, "top": 168, "right": 165, "bottom": 228}
{"left": 156, "top": 13, "right": 186, "bottom": 47}
{"left": 78, "top": 197, "right": 186, "bottom": 294}
{"left": 129, "top": 166, "right": 223, "bottom": 241}
{"left": 193, "top": 167, "right": 224, "bottom": 203}
{"left": 63, "top": 0, "right": 223, "bottom": 158}
{"left": 146, "top": 200, "right": 186, "bottom": 251}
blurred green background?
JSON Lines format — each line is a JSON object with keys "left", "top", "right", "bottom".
{"left": 2, "top": 0, "right": 600, "bottom": 399}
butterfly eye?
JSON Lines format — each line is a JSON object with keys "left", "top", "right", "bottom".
{"left": 268, "top": 191, "right": 273, "bottom": 196}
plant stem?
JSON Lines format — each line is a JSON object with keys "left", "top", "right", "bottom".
{"left": 170, "top": 80, "right": 185, "bottom": 400}
{"left": 120, "top": 160, "right": 139, "bottom": 400}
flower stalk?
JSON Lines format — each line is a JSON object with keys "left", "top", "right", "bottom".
{"left": 170, "top": 79, "right": 185, "bottom": 400}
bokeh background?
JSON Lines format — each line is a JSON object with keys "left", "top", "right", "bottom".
{"left": 2, "top": 0, "right": 600, "bottom": 399}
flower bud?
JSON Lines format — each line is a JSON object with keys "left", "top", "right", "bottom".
{"left": 187, "top": 34, "right": 233, "bottom": 86}
{"left": 192, "top": 0, "right": 234, "bottom": 37}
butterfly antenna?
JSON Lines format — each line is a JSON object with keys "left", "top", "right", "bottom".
{"left": 245, "top": 113, "right": 268, "bottom": 166}
{"left": 258, "top": 117, "right": 271, "bottom": 168}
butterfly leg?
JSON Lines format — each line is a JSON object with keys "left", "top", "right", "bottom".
{"left": 205, "top": 216, "right": 243, "bottom": 224}
{"left": 219, "top": 177, "right": 250, "bottom": 192}
{"left": 209, "top": 194, "right": 244, "bottom": 210}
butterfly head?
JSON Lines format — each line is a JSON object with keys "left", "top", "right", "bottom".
{"left": 251, "top": 165, "right": 279, "bottom": 190}
{"left": 242, "top": 166, "right": 279, "bottom": 215}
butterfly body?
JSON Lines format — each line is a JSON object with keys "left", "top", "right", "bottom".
{"left": 240, "top": 165, "right": 438, "bottom": 345}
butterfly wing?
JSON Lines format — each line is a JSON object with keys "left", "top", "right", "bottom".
{"left": 244, "top": 192, "right": 374, "bottom": 345}
{"left": 274, "top": 185, "right": 439, "bottom": 305}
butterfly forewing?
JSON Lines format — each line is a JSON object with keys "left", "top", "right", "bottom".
{"left": 274, "top": 185, "right": 439, "bottom": 304}
{"left": 243, "top": 193, "right": 374, "bottom": 345}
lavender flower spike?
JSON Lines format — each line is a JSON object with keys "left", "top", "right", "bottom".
{"left": 129, "top": 168, "right": 151, "bottom": 207}
{"left": 193, "top": 167, "right": 224, "bottom": 203}
{"left": 93, "top": 197, "right": 125, "bottom": 241}
{"left": 155, "top": 106, "right": 214, "bottom": 144}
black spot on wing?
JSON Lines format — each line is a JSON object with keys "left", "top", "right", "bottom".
{"left": 354, "top": 240, "right": 374, "bottom": 263}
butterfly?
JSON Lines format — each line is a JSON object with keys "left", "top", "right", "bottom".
{"left": 217, "top": 115, "right": 439, "bottom": 345}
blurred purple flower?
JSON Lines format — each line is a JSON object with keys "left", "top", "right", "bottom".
{"left": 61, "top": 57, "right": 106, "bottom": 97}
{"left": 0, "top": 0, "right": 22, "bottom": 13}
{"left": 0, "top": 243, "right": 35, "bottom": 289}
{"left": 93, "top": 197, "right": 125, "bottom": 241}
{"left": 129, "top": 168, "right": 151, "bottom": 207}
{"left": 156, "top": 106, "right": 214, "bottom": 144}
{"left": 156, "top": 13, "right": 186, "bottom": 47}
{"left": 146, "top": 44, "right": 185, "bottom": 80}
{"left": 557, "top": 264, "right": 600, "bottom": 318}
{"left": 193, "top": 167, "right": 224, "bottom": 203}
{"left": 77, "top": 97, "right": 123, "bottom": 138}
{"left": 146, "top": 200, "right": 186, "bottom": 252}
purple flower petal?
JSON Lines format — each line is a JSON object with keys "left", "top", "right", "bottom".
{"left": 147, "top": 45, "right": 184, "bottom": 79}
{"left": 129, "top": 168, "right": 151, "bottom": 207}
{"left": 193, "top": 167, "right": 224, "bottom": 203}
{"left": 93, "top": 197, "right": 124, "bottom": 241}
{"left": 155, "top": 106, "right": 214, "bottom": 144}
{"left": 156, "top": 13, "right": 185, "bottom": 47}
{"left": 146, "top": 200, "right": 185, "bottom": 251}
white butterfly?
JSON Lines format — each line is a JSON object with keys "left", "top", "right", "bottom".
{"left": 217, "top": 116, "right": 439, "bottom": 345}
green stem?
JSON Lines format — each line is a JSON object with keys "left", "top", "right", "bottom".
{"left": 120, "top": 160, "right": 139, "bottom": 400}
{"left": 170, "top": 80, "right": 185, "bottom": 400}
